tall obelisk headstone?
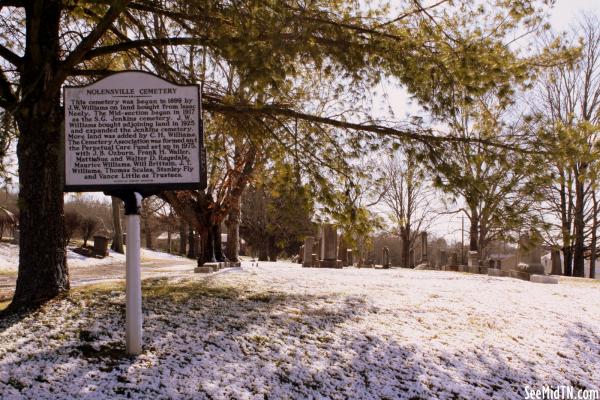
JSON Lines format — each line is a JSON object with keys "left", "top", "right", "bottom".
{"left": 302, "top": 237, "right": 314, "bottom": 268}
{"left": 320, "top": 224, "right": 342, "bottom": 268}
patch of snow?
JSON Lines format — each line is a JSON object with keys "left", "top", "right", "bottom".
{"left": 156, "top": 232, "right": 180, "bottom": 240}
{"left": 0, "top": 242, "right": 190, "bottom": 271}
{"left": 0, "top": 262, "right": 599, "bottom": 399}
{"left": 140, "top": 248, "right": 186, "bottom": 261}
{"left": 67, "top": 249, "right": 126, "bottom": 268}
{"left": 0, "top": 243, "right": 18, "bottom": 272}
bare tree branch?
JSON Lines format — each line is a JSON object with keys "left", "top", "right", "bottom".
{"left": 0, "top": 44, "right": 22, "bottom": 67}
{"left": 53, "top": 0, "right": 131, "bottom": 90}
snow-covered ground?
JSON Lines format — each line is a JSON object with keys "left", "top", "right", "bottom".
{"left": 0, "top": 242, "right": 188, "bottom": 272}
{"left": 1, "top": 262, "right": 599, "bottom": 399}
{"left": 0, "top": 243, "right": 19, "bottom": 273}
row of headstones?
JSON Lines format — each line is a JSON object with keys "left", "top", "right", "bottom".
{"left": 299, "top": 224, "right": 346, "bottom": 268}
{"left": 298, "top": 229, "right": 429, "bottom": 269}
{"left": 429, "top": 249, "right": 558, "bottom": 284}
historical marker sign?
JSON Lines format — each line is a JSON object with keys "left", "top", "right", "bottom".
{"left": 64, "top": 71, "right": 205, "bottom": 192}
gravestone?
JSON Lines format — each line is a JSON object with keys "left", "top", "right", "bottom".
{"left": 302, "top": 237, "right": 314, "bottom": 268}
{"left": 516, "top": 232, "right": 545, "bottom": 275}
{"left": 382, "top": 247, "right": 391, "bottom": 268}
{"left": 338, "top": 235, "right": 348, "bottom": 267}
{"left": 530, "top": 274, "right": 559, "bottom": 284}
{"left": 449, "top": 252, "right": 458, "bottom": 266}
{"left": 316, "top": 238, "right": 323, "bottom": 260}
{"left": 550, "top": 249, "right": 562, "bottom": 275}
{"left": 488, "top": 267, "right": 511, "bottom": 277}
{"left": 347, "top": 249, "right": 353, "bottom": 267}
{"left": 320, "top": 224, "right": 342, "bottom": 268}
{"left": 488, "top": 259, "right": 510, "bottom": 276}
{"left": 467, "top": 251, "right": 480, "bottom": 273}
{"left": 444, "top": 252, "right": 459, "bottom": 272}
{"left": 298, "top": 245, "right": 304, "bottom": 264}
{"left": 468, "top": 251, "right": 478, "bottom": 267}
{"left": 400, "top": 239, "right": 407, "bottom": 267}
{"left": 414, "top": 240, "right": 421, "bottom": 264}
{"left": 93, "top": 235, "right": 109, "bottom": 257}
{"left": 439, "top": 250, "right": 448, "bottom": 267}
{"left": 419, "top": 232, "right": 428, "bottom": 263}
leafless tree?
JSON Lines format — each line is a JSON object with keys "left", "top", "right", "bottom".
{"left": 378, "top": 152, "right": 435, "bottom": 267}
{"left": 63, "top": 211, "right": 82, "bottom": 245}
{"left": 530, "top": 15, "right": 600, "bottom": 277}
{"left": 80, "top": 216, "right": 99, "bottom": 248}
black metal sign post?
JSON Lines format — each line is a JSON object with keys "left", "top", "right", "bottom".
{"left": 63, "top": 71, "right": 206, "bottom": 355}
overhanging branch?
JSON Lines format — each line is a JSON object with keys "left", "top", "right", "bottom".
{"left": 202, "top": 96, "right": 536, "bottom": 152}
{"left": 54, "top": 0, "right": 131, "bottom": 90}
{"left": 0, "top": 70, "right": 16, "bottom": 109}
{"left": 0, "top": 44, "right": 22, "bottom": 67}
{"left": 80, "top": 36, "right": 209, "bottom": 61}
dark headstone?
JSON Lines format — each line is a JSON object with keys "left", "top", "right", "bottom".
{"left": 320, "top": 224, "right": 342, "bottom": 268}
{"left": 419, "top": 232, "right": 428, "bottom": 263}
{"left": 347, "top": 249, "right": 354, "bottom": 267}
{"left": 550, "top": 249, "right": 562, "bottom": 275}
{"left": 93, "top": 235, "right": 109, "bottom": 257}
{"left": 439, "top": 250, "right": 448, "bottom": 267}
{"left": 303, "top": 238, "right": 314, "bottom": 268}
{"left": 382, "top": 246, "right": 390, "bottom": 268}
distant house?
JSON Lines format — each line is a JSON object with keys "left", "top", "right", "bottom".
{"left": 156, "top": 232, "right": 180, "bottom": 241}
{"left": 221, "top": 233, "right": 247, "bottom": 255}
{"left": 541, "top": 251, "right": 600, "bottom": 279}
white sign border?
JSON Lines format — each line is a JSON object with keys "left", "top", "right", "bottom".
{"left": 63, "top": 70, "right": 206, "bottom": 193}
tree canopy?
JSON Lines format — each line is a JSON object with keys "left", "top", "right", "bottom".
{"left": 0, "top": 0, "right": 567, "bottom": 310}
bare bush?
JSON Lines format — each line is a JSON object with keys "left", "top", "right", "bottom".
{"left": 64, "top": 211, "right": 82, "bottom": 245}
{"left": 81, "top": 216, "right": 99, "bottom": 247}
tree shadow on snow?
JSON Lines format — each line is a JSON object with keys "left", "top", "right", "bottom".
{"left": 1, "top": 278, "right": 599, "bottom": 399}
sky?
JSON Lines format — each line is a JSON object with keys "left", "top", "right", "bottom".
{"left": 550, "top": 0, "right": 600, "bottom": 30}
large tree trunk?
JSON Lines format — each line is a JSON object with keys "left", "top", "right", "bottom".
{"left": 400, "top": 228, "right": 410, "bottom": 268}
{"left": 143, "top": 214, "right": 153, "bottom": 250}
{"left": 213, "top": 224, "right": 226, "bottom": 262}
{"left": 10, "top": 2, "right": 68, "bottom": 311}
{"left": 469, "top": 207, "right": 479, "bottom": 252}
{"left": 187, "top": 225, "right": 197, "bottom": 259}
{"left": 268, "top": 236, "right": 278, "bottom": 261}
{"left": 110, "top": 197, "right": 124, "bottom": 253}
{"left": 258, "top": 241, "right": 269, "bottom": 261}
{"left": 166, "top": 228, "right": 172, "bottom": 253}
{"left": 560, "top": 176, "right": 573, "bottom": 276}
{"left": 225, "top": 196, "right": 241, "bottom": 262}
{"left": 590, "top": 190, "right": 598, "bottom": 279}
{"left": 573, "top": 171, "right": 586, "bottom": 277}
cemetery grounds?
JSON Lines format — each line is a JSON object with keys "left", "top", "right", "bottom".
{"left": 0, "top": 249, "right": 599, "bottom": 399}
